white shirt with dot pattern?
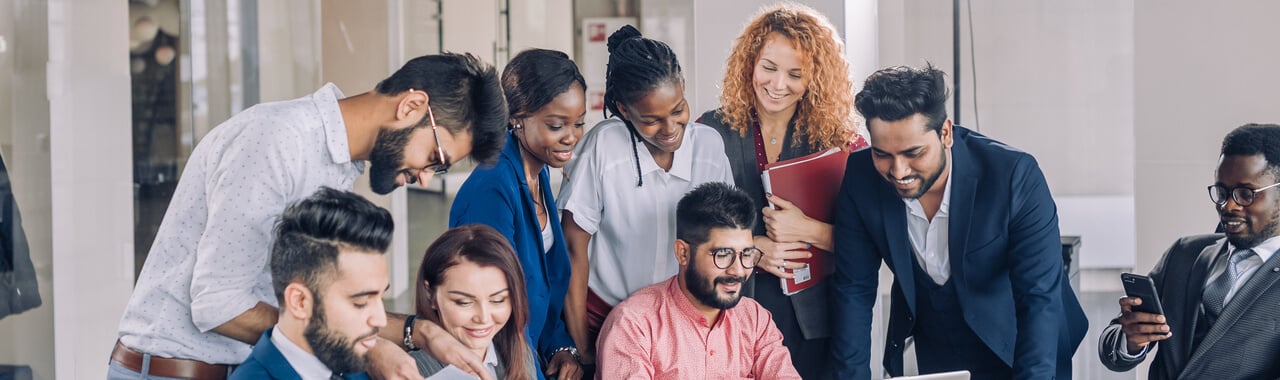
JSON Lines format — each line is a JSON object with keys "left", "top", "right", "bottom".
{"left": 116, "top": 83, "right": 364, "bottom": 364}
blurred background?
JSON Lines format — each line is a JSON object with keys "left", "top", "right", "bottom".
{"left": 0, "top": 0, "right": 1276, "bottom": 378}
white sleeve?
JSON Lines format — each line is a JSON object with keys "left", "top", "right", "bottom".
{"left": 189, "top": 124, "right": 303, "bottom": 332}
{"left": 1114, "top": 331, "right": 1151, "bottom": 360}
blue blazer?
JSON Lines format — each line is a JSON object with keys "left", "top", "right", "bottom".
{"left": 450, "top": 135, "right": 575, "bottom": 377}
{"left": 231, "top": 328, "right": 370, "bottom": 380}
{"left": 830, "top": 126, "right": 1087, "bottom": 379}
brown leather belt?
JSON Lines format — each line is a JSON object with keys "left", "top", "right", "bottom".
{"left": 110, "top": 341, "right": 230, "bottom": 380}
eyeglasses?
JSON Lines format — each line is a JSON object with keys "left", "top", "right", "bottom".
{"left": 1208, "top": 182, "right": 1280, "bottom": 207}
{"left": 425, "top": 105, "right": 451, "bottom": 175}
{"left": 708, "top": 247, "right": 763, "bottom": 269}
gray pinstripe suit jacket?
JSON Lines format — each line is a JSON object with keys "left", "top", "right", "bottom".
{"left": 1099, "top": 234, "right": 1280, "bottom": 379}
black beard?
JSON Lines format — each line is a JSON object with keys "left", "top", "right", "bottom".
{"left": 304, "top": 299, "right": 374, "bottom": 374}
{"left": 684, "top": 265, "right": 745, "bottom": 310}
{"left": 898, "top": 149, "right": 947, "bottom": 200}
{"left": 1225, "top": 216, "right": 1280, "bottom": 250}
{"left": 368, "top": 126, "right": 417, "bottom": 195}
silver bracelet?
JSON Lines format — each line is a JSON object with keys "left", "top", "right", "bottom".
{"left": 403, "top": 315, "right": 419, "bottom": 351}
{"left": 551, "top": 346, "right": 580, "bottom": 362}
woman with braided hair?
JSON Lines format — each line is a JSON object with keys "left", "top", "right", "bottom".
{"left": 557, "top": 25, "right": 733, "bottom": 372}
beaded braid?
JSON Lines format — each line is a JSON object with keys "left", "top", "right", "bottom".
{"left": 602, "top": 25, "right": 684, "bottom": 187}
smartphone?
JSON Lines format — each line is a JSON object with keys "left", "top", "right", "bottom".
{"left": 1121, "top": 273, "right": 1165, "bottom": 315}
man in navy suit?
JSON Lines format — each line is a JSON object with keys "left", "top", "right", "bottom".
{"left": 830, "top": 64, "right": 1087, "bottom": 379}
{"left": 231, "top": 188, "right": 390, "bottom": 380}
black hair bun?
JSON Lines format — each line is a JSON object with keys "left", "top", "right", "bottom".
{"left": 607, "top": 25, "right": 643, "bottom": 53}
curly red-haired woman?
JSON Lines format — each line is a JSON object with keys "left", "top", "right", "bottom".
{"left": 698, "top": 4, "right": 867, "bottom": 378}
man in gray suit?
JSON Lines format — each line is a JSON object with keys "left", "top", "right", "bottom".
{"left": 1099, "top": 123, "right": 1280, "bottom": 379}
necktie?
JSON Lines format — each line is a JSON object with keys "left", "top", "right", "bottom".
{"left": 1202, "top": 248, "right": 1255, "bottom": 320}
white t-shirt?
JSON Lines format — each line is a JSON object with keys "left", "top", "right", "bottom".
{"left": 558, "top": 118, "right": 733, "bottom": 305}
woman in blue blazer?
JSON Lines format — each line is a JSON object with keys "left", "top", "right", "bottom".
{"left": 449, "top": 49, "right": 586, "bottom": 380}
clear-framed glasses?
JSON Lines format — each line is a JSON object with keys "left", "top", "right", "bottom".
{"left": 425, "top": 105, "right": 450, "bottom": 175}
{"left": 709, "top": 247, "right": 763, "bottom": 269}
{"left": 1208, "top": 182, "right": 1280, "bottom": 207}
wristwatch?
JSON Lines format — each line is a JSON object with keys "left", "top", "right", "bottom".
{"left": 552, "top": 346, "right": 580, "bottom": 362}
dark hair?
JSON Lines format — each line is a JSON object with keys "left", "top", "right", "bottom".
{"left": 270, "top": 187, "right": 394, "bottom": 305}
{"left": 376, "top": 53, "right": 508, "bottom": 164}
{"left": 415, "top": 225, "right": 532, "bottom": 380}
{"left": 502, "top": 49, "right": 586, "bottom": 121}
{"left": 676, "top": 182, "right": 757, "bottom": 249}
{"left": 854, "top": 63, "right": 950, "bottom": 134}
{"left": 603, "top": 25, "right": 684, "bottom": 186}
{"left": 1222, "top": 123, "right": 1280, "bottom": 178}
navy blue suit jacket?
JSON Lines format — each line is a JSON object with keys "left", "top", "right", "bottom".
{"left": 450, "top": 134, "right": 574, "bottom": 378}
{"left": 830, "top": 126, "right": 1087, "bottom": 379}
{"left": 231, "top": 328, "right": 370, "bottom": 380}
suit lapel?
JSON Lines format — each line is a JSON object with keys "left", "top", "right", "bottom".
{"left": 946, "top": 134, "right": 978, "bottom": 285}
{"left": 506, "top": 138, "right": 552, "bottom": 287}
{"left": 880, "top": 182, "right": 917, "bottom": 312}
{"left": 1185, "top": 245, "right": 1280, "bottom": 373}
{"left": 256, "top": 329, "right": 305, "bottom": 380}
{"left": 1177, "top": 240, "right": 1224, "bottom": 362}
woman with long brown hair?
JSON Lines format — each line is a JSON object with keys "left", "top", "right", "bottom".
{"left": 698, "top": 4, "right": 867, "bottom": 378}
{"left": 412, "top": 225, "right": 537, "bottom": 380}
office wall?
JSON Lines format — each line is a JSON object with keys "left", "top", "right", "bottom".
{"left": 511, "top": 0, "right": 574, "bottom": 57}
{"left": 442, "top": 0, "right": 497, "bottom": 63}
{"left": 47, "top": 0, "right": 136, "bottom": 378}
{"left": 256, "top": 0, "right": 320, "bottom": 103}
{"left": 879, "top": 0, "right": 1137, "bottom": 268}
{"left": 689, "top": 0, "right": 846, "bottom": 116}
{"left": 1132, "top": 1, "right": 1280, "bottom": 275}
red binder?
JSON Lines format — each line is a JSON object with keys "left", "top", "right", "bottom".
{"left": 761, "top": 147, "right": 850, "bottom": 295}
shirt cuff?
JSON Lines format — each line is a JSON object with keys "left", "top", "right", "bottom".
{"left": 1115, "top": 332, "right": 1150, "bottom": 360}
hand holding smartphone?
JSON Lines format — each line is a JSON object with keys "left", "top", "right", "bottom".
{"left": 1121, "top": 273, "right": 1165, "bottom": 315}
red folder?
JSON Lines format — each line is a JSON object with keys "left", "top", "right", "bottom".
{"left": 761, "top": 147, "right": 850, "bottom": 295}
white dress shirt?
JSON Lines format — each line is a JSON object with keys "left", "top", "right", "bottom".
{"left": 117, "top": 83, "right": 365, "bottom": 364}
{"left": 558, "top": 118, "right": 733, "bottom": 305}
{"left": 903, "top": 167, "right": 953, "bottom": 285}
{"left": 271, "top": 327, "right": 333, "bottom": 380}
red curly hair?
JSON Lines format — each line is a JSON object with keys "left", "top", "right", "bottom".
{"left": 718, "top": 3, "right": 856, "bottom": 150}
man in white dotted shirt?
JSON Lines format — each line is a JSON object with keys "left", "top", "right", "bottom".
{"left": 110, "top": 53, "right": 508, "bottom": 380}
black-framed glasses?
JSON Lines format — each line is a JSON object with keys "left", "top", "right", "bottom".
{"left": 709, "top": 247, "right": 763, "bottom": 269}
{"left": 1208, "top": 182, "right": 1280, "bottom": 207}
{"left": 425, "top": 105, "right": 450, "bottom": 175}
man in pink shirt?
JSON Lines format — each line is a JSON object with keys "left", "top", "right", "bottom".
{"left": 596, "top": 182, "right": 801, "bottom": 379}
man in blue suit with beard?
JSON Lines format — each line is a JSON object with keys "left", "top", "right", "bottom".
{"left": 231, "top": 188, "right": 390, "bottom": 380}
{"left": 830, "top": 64, "right": 1087, "bottom": 379}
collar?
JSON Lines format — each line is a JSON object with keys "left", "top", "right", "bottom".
{"left": 902, "top": 164, "right": 953, "bottom": 219}
{"left": 501, "top": 132, "right": 544, "bottom": 187}
{"left": 313, "top": 83, "right": 363, "bottom": 171}
{"left": 665, "top": 275, "right": 726, "bottom": 328}
{"left": 632, "top": 125, "right": 695, "bottom": 181}
{"left": 270, "top": 326, "right": 334, "bottom": 380}
{"left": 483, "top": 342, "right": 500, "bottom": 370}
{"left": 1228, "top": 234, "right": 1280, "bottom": 263}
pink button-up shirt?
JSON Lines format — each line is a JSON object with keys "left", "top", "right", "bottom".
{"left": 596, "top": 276, "right": 801, "bottom": 379}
